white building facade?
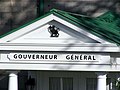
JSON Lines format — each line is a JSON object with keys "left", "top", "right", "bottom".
{"left": 0, "top": 9, "right": 120, "bottom": 90}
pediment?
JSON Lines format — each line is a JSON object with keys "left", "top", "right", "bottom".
{"left": 7, "top": 21, "right": 101, "bottom": 44}
{"left": 0, "top": 13, "right": 111, "bottom": 45}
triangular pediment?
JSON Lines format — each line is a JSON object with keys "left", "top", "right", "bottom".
{"left": 0, "top": 10, "right": 113, "bottom": 46}
{"left": 6, "top": 20, "right": 103, "bottom": 44}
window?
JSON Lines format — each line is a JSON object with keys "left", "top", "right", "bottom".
{"left": 49, "top": 77, "right": 73, "bottom": 90}
{"left": 86, "top": 78, "right": 97, "bottom": 90}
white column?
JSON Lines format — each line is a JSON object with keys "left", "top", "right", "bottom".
{"left": 8, "top": 71, "right": 18, "bottom": 90}
{"left": 96, "top": 72, "right": 107, "bottom": 90}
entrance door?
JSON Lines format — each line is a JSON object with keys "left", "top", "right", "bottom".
{"left": 49, "top": 77, "right": 73, "bottom": 90}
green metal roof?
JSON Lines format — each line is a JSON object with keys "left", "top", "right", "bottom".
{"left": 0, "top": 9, "right": 120, "bottom": 45}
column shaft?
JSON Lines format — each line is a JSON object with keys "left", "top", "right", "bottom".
{"left": 96, "top": 72, "right": 107, "bottom": 90}
{"left": 8, "top": 71, "right": 18, "bottom": 90}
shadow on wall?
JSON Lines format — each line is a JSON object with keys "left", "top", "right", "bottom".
{"left": 0, "top": 0, "right": 120, "bottom": 36}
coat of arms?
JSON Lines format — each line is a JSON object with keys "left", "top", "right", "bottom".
{"left": 48, "top": 25, "right": 60, "bottom": 37}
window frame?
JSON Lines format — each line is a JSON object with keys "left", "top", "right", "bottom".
{"left": 49, "top": 77, "right": 73, "bottom": 90}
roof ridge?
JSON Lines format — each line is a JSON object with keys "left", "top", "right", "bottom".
{"left": 50, "top": 9, "right": 90, "bottom": 18}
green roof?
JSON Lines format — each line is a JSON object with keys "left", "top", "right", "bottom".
{"left": 0, "top": 9, "right": 120, "bottom": 45}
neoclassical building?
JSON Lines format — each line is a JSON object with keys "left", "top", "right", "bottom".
{"left": 0, "top": 9, "right": 120, "bottom": 90}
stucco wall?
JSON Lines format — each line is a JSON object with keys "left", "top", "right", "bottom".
{"left": 0, "top": 0, "right": 120, "bottom": 36}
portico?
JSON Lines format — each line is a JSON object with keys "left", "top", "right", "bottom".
{"left": 0, "top": 9, "right": 120, "bottom": 90}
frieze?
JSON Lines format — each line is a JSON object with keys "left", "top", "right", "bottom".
{"left": 7, "top": 53, "right": 100, "bottom": 62}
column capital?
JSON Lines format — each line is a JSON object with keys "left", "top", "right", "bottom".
{"left": 7, "top": 71, "right": 19, "bottom": 75}
{"left": 96, "top": 72, "right": 107, "bottom": 79}
{"left": 95, "top": 72, "right": 108, "bottom": 75}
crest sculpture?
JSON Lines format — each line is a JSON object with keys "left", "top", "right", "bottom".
{"left": 48, "top": 25, "right": 60, "bottom": 37}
